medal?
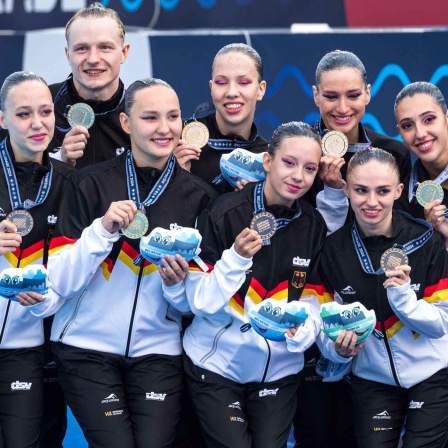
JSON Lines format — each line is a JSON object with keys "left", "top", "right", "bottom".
{"left": 181, "top": 121, "right": 209, "bottom": 148}
{"left": 6, "top": 209, "right": 34, "bottom": 236}
{"left": 67, "top": 103, "right": 95, "bottom": 129}
{"left": 321, "top": 131, "right": 349, "bottom": 156}
{"left": 250, "top": 211, "right": 277, "bottom": 240}
{"left": 380, "top": 247, "right": 409, "bottom": 272}
{"left": 121, "top": 211, "right": 149, "bottom": 239}
{"left": 415, "top": 180, "right": 444, "bottom": 206}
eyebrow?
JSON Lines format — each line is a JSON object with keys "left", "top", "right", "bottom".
{"left": 398, "top": 110, "right": 436, "bottom": 123}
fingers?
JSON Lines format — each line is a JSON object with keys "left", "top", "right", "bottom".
{"left": 173, "top": 140, "right": 201, "bottom": 170}
{"left": 61, "top": 126, "right": 89, "bottom": 165}
{"left": 334, "top": 330, "right": 358, "bottom": 357}
{"left": 319, "top": 154, "right": 345, "bottom": 189}
{"left": 234, "top": 228, "right": 263, "bottom": 259}
{"left": 235, "top": 179, "right": 248, "bottom": 191}
{"left": 383, "top": 265, "right": 411, "bottom": 288}
{"left": 0, "top": 219, "right": 22, "bottom": 255}
{"left": 17, "top": 291, "right": 45, "bottom": 306}
{"left": 158, "top": 254, "right": 189, "bottom": 286}
{"left": 101, "top": 200, "right": 138, "bottom": 234}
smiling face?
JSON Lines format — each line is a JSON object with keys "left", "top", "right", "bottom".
{"left": 0, "top": 80, "right": 54, "bottom": 163}
{"left": 263, "top": 135, "right": 321, "bottom": 207}
{"left": 65, "top": 16, "right": 129, "bottom": 101}
{"left": 313, "top": 67, "right": 371, "bottom": 144}
{"left": 120, "top": 85, "right": 182, "bottom": 170}
{"left": 210, "top": 51, "right": 266, "bottom": 139}
{"left": 396, "top": 93, "right": 448, "bottom": 169}
{"left": 344, "top": 160, "right": 403, "bottom": 237}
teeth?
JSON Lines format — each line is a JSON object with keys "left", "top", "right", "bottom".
{"left": 225, "top": 104, "right": 242, "bottom": 109}
{"left": 363, "top": 210, "right": 378, "bottom": 214}
{"left": 153, "top": 139, "right": 169, "bottom": 143}
{"left": 334, "top": 116, "right": 351, "bottom": 122}
{"left": 85, "top": 70, "right": 104, "bottom": 74}
{"left": 418, "top": 141, "right": 432, "bottom": 150}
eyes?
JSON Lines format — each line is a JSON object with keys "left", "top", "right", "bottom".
{"left": 342, "top": 307, "right": 360, "bottom": 319}
{"left": 141, "top": 113, "right": 180, "bottom": 121}
{"left": 353, "top": 187, "right": 391, "bottom": 195}
{"left": 280, "top": 158, "right": 317, "bottom": 173}
{"left": 322, "top": 92, "right": 363, "bottom": 101}
{"left": 1, "top": 275, "right": 19, "bottom": 285}
{"left": 234, "top": 151, "right": 251, "bottom": 164}
{"left": 15, "top": 109, "right": 53, "bottom": 119}
{"left": 213, "top": 78, "right": 253, "bottom": 85}
{"left": 262, "top": 302, "right": 281, "bottom": 317}
{"left": 399, "top": 114, "right": 437, "bottom": 131}
{"left": 153, "top": 233, "right": 172, "bottom": 245}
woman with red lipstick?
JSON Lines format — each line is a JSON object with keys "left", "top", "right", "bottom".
{"left": 173, "top": 43, "right": 268, "bottom": 194}
{"left": 30, "top": 78, "right": 217, "bottom": 448}
{"left": 173, "top": 122, "right": 329, "bottom": 448}
{"left": 0, "top": 71, "right": 74, "bottom": 448}
{"left": 319, "top": 148, "right": 448, "bottom": 448}
{"left": 394, "top": 82, "right": 448, "bottom": 248}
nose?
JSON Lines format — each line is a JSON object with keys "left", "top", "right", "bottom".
{"left": 414, "top": 122, "right": 426, "bottom": 139}
{"left": 336, "top": 97, "right": 350, "bottom": 114}
{"left": 291, "top": 167, "right": 303, "bottom": 183}
{"left": 31, "top": 114, "right": 43, "bottom": 130}
{"left": 366, "top": 191, "right": 379, "bottom": 206}
{"left": 226, "top": 81, "right": 239, "bottom": 98}
{"left": 157, "top": 118, "right": 169, "bottom": 134}
{"left": 86, "top": 48, "right": 101, "bottom": 64}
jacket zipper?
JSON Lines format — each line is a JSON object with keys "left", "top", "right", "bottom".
{"left": 58, "top": 289, "right": 88, "bottom": 341}
{"left": 200, "top": 317, "right": 233, "bottom": 364}
{"left": 375, "top": 243, "right": 401, "bottom": 386}
{"left": 125, "top": 261, "right": 144, "bottom": 357}
{"left": 261, "top": 339, "right": 272, "bottom": 383}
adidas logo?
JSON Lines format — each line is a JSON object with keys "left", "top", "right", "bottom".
{"left": 101, "top": 394, "right": 119, "bottom": 404}
{"left": 373, "top": 410, "right": 391, "bottom": 419}
{"left": 341, "top": 285, "right": 356, "bottom": 294}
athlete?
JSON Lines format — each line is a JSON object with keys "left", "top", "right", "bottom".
{"left": 28, "top": 78, "right": 217, "bottom": 448}
{"left": 173, "top": 43, "right": 268, "bottom": 194}
{"left": 394, "top": 82, "right": 448, "bottom": 248}
{"left": 320, "top": 148, "right": 448, "bottom": 448}
{"left": 167, "top": 122, "right": 340, "bottom": 448}
{"left": 0, "top": 71, "right": 73, "bottom": 448}
{"left": 48, "top": 2, "right": 131, "bottom": 168}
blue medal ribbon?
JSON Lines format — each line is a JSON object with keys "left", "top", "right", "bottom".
{"left": 253, "top": 181, "right": 301, "bottom": 245}
{"left": 125, "top": 150, "right": 175, "bottom": 210}
{"left": 313, "top": 119, "right": 371, "bottom": 153}
{"left": 351, "top": 211, "right": 433, "bottom": 275}
{"left": 0, "top": 139, "right": 53, "bottom": 210}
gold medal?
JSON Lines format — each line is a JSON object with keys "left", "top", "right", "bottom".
{"left": 321, "top": 131, "right": 348, "bottom": 156}
{"left": 67, "top": 103, "right": 95, "bottom": 129}
{"left": 415, "top": 180, "right": 444, "bottom": 206}
{"left": 380, "top": 247, "right": 408, "bottom": 272}
{"left": 250, "top": 211, "right": 277, "bottom": 240}
{"left": 121, "top": 211, "right": 149, "bottom": 239}
{"left": 181, "top": 121, "right": 209, "bottom": 148}
{"left": 6, "top": 209, "right": 34, "bottom": 236}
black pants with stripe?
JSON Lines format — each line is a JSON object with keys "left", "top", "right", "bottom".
{"left": 0, "top": 346, "right": 44, "bottom": 448}
{"left": 185, "top": 354, "right": 301, "bottom": 448}
{"left": 52, "top": 342, "right": 183, "bottom": 448}
{"left": 351, "top": 368, "right": 448, "bottom": 448}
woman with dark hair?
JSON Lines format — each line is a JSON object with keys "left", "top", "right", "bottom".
{"left": 0, "top": 71, "right": 74, "bottom": 448}
{"left": 319, "top": 148, "right": 448, "bottom": 448}
{"left": 173, "top": 43, "right": 269, "bottom": 194}
{"left": 29, "top": 78, "right": 217, "bottom": 448}
{"left": 169, "top": 121, "right": 335, "bottom": 447}
{"left": 394, "top": 81, "right": 448, "bottom": 249}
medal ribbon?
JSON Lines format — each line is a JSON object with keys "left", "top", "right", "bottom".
{"left": 313, "top": 119, "right": 371, "bottom": 153}
{"left": 253, "top": 181, "right": 301, "bottom": 244}
{"left": 0, "top": 139, "right": 53, "bottom": 210}
{"left": 351, "top": 211, "right": 433, "bottom": 275}
{"left": 125, "top": 150, "right": 176, "bottom": 209}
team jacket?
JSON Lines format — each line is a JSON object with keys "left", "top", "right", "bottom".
{"left": 304, "top": 121, "right": 412, "bottom": 208}
{"left": 174, "top": 182, "right": 334, "bottom": 383}
{"left": 189, "top": 113, "right": 268, "bottom": 194}
{"left": 48, "top": 75, "right": 131, "bottom": 169}
{"left": 0, "top": 139, "right": 74, "bottom": 349}
{"left": 32, "top": 151, "right": 217, "bottom": 357}
{"left": 395, "top": 159, "right": 448, "bottom": 219}
{"left": 320, "top": 211, "right": 448, "bottom": 388}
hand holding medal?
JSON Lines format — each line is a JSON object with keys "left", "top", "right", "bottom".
{"left": 174, "top": 121, "right": 209, "bottom": 171}
{"left": 101, "top": 200, "right": 144, "bottom": 236}
{"left": 382, "top": 248, "right": 411, "bottom": 289}
{"left": 66, "top": 103, "right": 95, "bottom": 130}
{"left": 234, "top": 228, "right": 262, "bottom": 259}
{"left": 0, "top": 219, "right": 22, "bottom": 256}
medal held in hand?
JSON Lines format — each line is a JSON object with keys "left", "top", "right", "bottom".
{"left": 250, "top": 211, "right": 277, "bottom": 241}
{"left": 121, "top": 210, "right": 149, "bottom": 239}
{"left": 181, "top": 121, "right": 209, "bottom": 148}
{"left": 321, "top": 131, "right": 348, "bottom": 157}
{"left": 415, "top": 180, "right": 444, "bottom": 206}
{"left": 6, "top": 209, "right": 34, "bottom": 236}
{"left": 67, "top": 103, "right": 95, "bottom": 129}
{"left": 380, "top": 247, "right": 409, "bottom": 272}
